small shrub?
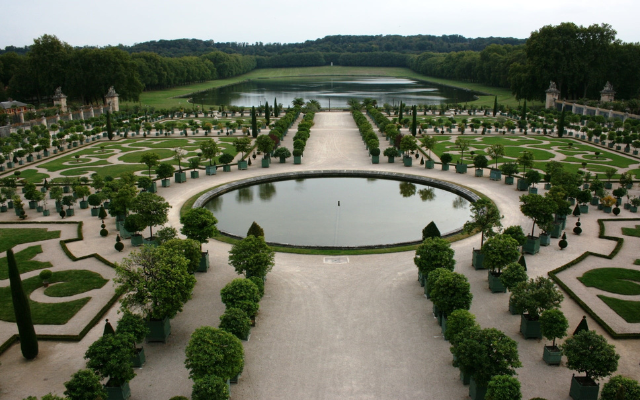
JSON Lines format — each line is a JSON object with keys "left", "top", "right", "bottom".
{"left": 115, "top": 235, "right": 124, "bottom": 252}
{"left": 39, "top": 269, "right": 53, "bottom": 281}
{"left": 248, "top": 276, "right": 265, "bottom": 298}
{"left": 191, "top": 375, "right": 229, "bottom": 400}
{"left": 63, "top": 369, "right": 107, "bottom": 400}
{"left": 422, "top": 221, "right": 441, "bottom": 240}
{"left": 247, "top": 221, "right": 265, "bottom": 238}
{"left": 220, "top": 279, "right": 260, "bottom": 317}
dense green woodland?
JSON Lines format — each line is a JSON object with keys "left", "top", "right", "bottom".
{"left": 0, "top": 23, "right": 639, "bottom": 110}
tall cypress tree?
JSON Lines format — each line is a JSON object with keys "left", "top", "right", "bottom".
{"left": 106, "top": 110, "right": 114, "bottom": 141}
{"left": 493, "top": 96, "right": 498, "bottom": 117}
{"left": 251, "top": 106, "right": 258, "bottom": 138}
{"left": 274, "top": 97, "right": 280, "bottom": 117}
{"left": 557, "top": 108, "right": 566, "bottom": 138}
{"left": 8, "top": 248, "right": 38, "bottom": 359}
{"left": 411, "top": 105, "right": 417, "bottom": 136}
{"left": 264, "top": 102, "right": 270, "bottom": 126}
{"left": 521, "top": 99, "right": 527, "bottom": 120}
{"left": 398, "top": 102, "right": 403, "bottom": 123}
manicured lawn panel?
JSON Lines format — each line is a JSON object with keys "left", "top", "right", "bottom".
{"left": 598, "top": 295, "right": 640, "bottom": 323}
{"left": 0, "top": 245, "right": 52, "bottom": 280}
{"left": 578, "top": 268, "right": 640, "bottom": 295}
{"left": 0, "top": 229, "right": 61, "bottom": 253}
{"left": 117, "top": 149, "right": 175, "bottom": 163}
{"left": 16, "top": 169, "right": 51, "bottom": 184}
{"left": 44, "top": 270, "right": 109, "bottom": 297}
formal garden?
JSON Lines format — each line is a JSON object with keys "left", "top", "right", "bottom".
{"left": 1, "top": 99, "right": 640, "bottom": 400}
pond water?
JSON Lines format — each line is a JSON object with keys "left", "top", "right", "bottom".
{"left": 189, "top": 76, "right": 477, "bottom": 108}
{"left": 203, "top": 177, "right": 471, "bottom": 247}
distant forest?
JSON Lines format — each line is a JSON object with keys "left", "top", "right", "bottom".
{"left": 1, "top": 26, "right": 639, "bottom": 107}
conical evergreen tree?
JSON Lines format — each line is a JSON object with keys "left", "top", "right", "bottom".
{"left": 247, "top": 221, "right": 265, "bottom": 238}
{"left": 573, "top": 315, "right": 589, "bottom": 335}
{"left": 411, "top": 105, "right": 417, "bottom": 136}
{"left": 251, "top": 106, "right": 258, "bottom": 138}
{"left": 422, "top": 221, "right": 441, "bottom": 240}
{"left": 493, "top": 96, "right": 498, "bottom": 117}
{"left": 398, "top": 102, "right": 403, "bottom": 122}
{"left": 8, "top": 248, "right": 38, "bottom": 359}
{"left": 274, "top": 97, "right": 279, "bottom": 117}
{"left": 106, "top": 110, "right": 114, "bottom": 141}
{"left": 264, "top": 101, "right": 270, "bottom": 126}
{"left": 98, "top": 205, "right": 108, "bottom": 220}
{"left": 518, "top": 254, "right": 527, "bottom": 271}
{"left": 103, "top": 319, "right": 115, "bottom": 336}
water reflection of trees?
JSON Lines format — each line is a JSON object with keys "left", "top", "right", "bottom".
{"left": 399, "top": 182, "right": 417, "bottom": 198}
{"left": 259, "top": 183, "right": 277, "bottom": 201}
{"left": 236, "top": 187, "right": 253, "bottom": 203}
{"left": 453, "top": 196, "right": 467, "bottom": 209}
{"left": 207, "top": 197, "right": 223, "bottom": 212}
{"left": 418, "top": 188, "right": 436, "bottom": 202}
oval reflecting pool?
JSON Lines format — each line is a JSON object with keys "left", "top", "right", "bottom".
{"left": 203, "top": 177, "right": 471, "bottom": 247}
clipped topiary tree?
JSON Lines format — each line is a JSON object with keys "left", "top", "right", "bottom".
{"left": 422, "top": 221, "right": 441, "bottom": 240}
{"left": 162, "top": 238, "right": 202, "bottom": 274}
{"left": 84, "top": 333, "right": 136, "bottom": 389}
{"left": 7, "top": 248, "right": 38, "bottom": 359}
{"left": 562, "top": 330, "right": 620, "bottom": 391}
{"left": 191, "top": 375, "right": 230, "bottom": 400}
{"left": 499, "top": 262, "right": 527, "bottom": 292}
{"left": 599, "top": 375, "right": 640, "bottom": 400}
{"left": 248, "top": 275, "right": 265, "bottom": 299}
{"left": 485, "top": 375, "right": 522, "bottom": 400}
{"left": 114, "top": 234, "right": 124, "bottom": 252}
{"left": 559, "top": 232, "right": 568, "bottom": 249}
{"left": 220, "top": 278, "right": 260, "bottom": 317}
{"left": 184, "top": 326, "right": 244, "bottom": 381}
{"left": 431, "top": 270, "right": 473, "bottom": 319}
{"left": 444, "top": 309, "right": 478, "bottom": 344}
{"left": 219, "top": 307, "right": 251, "bottom": 340}
{"left": 63, "top": 369, "right": 107, "bottom": 400}
{"left": 228, "top": 235, "right": 275, "bottom": 279}
{"left": 247, "top": 221, "right": 265, "bottom": 238}
{"left": 414, "top": 237, "right": 456, "bottom": 282}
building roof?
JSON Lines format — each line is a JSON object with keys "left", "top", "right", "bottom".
{"left": 0, "top": 100, "right": 28, "bottom": 110}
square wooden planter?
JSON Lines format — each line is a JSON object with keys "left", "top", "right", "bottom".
{"left": 523, "top": 236, "right": 540, "bottom": 255}
{"left": 520, "top": 314, "right": 542, "bottom": 339}
{"left": 146, "top": 317, "right": 171, "bottom": 343}
{"left": 569, "top": 375, "right": 599, "bottom": 400}
{"left": 488, "top": 271, "right": 506, "bottom": 293}
{"left": 543, "top": 345, "right": 562, "bottom": 365}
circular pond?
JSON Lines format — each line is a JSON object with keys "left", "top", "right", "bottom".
{"left": 198, "top": 172, "right": 477, "bottom": 248}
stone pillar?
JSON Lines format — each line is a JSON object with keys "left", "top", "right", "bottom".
{"left": 55, "top": 114, "right": 60, "bottom": 123}
{"left": 105, "top": 86, "right": 119, "bottom": 112}
{"left": 89, "top": 107, "right": 95, "bottom": 118}
{"left": 40, "top": 116, "right": 47, "bottom": 128}
{"left": 600, "top": 81, "right": 615, "bottom": 103}
{"left": 52, "top": 87, "right": 68, "bottom": 113}
{"left": 19, "top": 111, "right": 24, "bottom": 123}
{"left": 545, "top": 81, "right": 560, "bottom": 109}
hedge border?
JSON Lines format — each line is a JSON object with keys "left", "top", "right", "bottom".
{"left": 0, "top": 221, "right": 119, "bottom": 355}
{"left": 548, "top": 217, "right": 640, "bottom": 339}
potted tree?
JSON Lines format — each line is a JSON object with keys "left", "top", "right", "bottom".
{"left": 454, "top": 137, "right": 470, "bottom": 173}
{"left": 603, "top": 167, "right": 617, "bottom": 189}
{"left": 601, "top": 195, "right": 616, "bottom": 213}
{"left": 84, "top": 333, "right": 136, "bottom": 400}
{"left": 440, "top": 153, "right": 452, "bottom": 171}
{"left": 473, "top": 154, "right": 488, "bottom": 177}
{"left": 516, "top": 151, "right": 534, "bottom": 191}
{"left": 139, "top": 152, "right": 160, "bottom": 192}
{"left": 180, "top": 207, "right": 218, "bottom": 272}
{"left": 463, "top": 199, "right": 502, "bottom": 270}
{"left": 115, "top": 245, "right": 196, "bottom": 343}
{"left": 500, "top": 162, "right": 518, "bottom": 185}
{"left": 131, "top": 192, "right": 170, "bottom": 246}
{"left": 500, "top": 262, "right": 528, "bottom": 315}
{"left": 191, "top": 375, "right": 230, "bottom": 400}
{"left": 173, "top": 147, "right": 187, "bottom": 183}
{"left": 87, "top": 193, "right": 104, "bottom": 217}
{"left": 485, "top": 375, "right": 521, "bottom": 400}
{"left": 256, "top": 134, "right": 275, "bottom": 168}
{"left": 525, "top": 170, "right": 542, "bottom": 194}
{"left": 487, "top": 144, "right": 505, "bottom": 181}
{"left": 400, "top": 135, "right": 418, "bottom": 166}
{"left": 482, "top": 234, "right": 520, "bottom": 293}
{"left": 452, "top": 328, "right": 522, "bottom": 400}
{"left": 63, "top": 369, "right": 107, "bottom": 400}
{"left": 519, "top": 193, "right": 557, "bottom": 255}
{"left": 219, "top": 307, "right": 251, "bottom": 341}
{"left": 274, "top": 146, "right": 291, "bottom": 163}
{"left": 562, "top": 330, "right": 620, "bottom": 400}
{"left": 384, "top": 147, "right": 399, "bottom": 163}
{"left": 413, "top": 237, "right": 456, "bottom": 294}
{"left": 221, "top": 279, "right": 261, "bottom": 323}
{"left": 430, "top": 270, "right": 473, "bottom": 336}
{"left": 62, "top": 195, "right": 76, "bottom": 217}
{"left": 219, "top": 153, "right": 234, "bottom": 172}
{"left": 188, "top": 157, "right": 200, "bottom": 179}
{"left": 123, "top": 214, "right": 147, "bottom": 247}
{"left": 155, "top": 163, "right": 175, "bottom": 188}
{"left": 631, "top": 197, "right": 640, "bottom": 213}
{"left": 420, "top": 136, "right": 437, "bottom": 169}
{"left": 510, "top": 277, "right": 564, "bottom": 339}
{"left": 228, "top": 235, "right": 275, "bottom": 279}
{"left": 539, "top": 308, "right": 568, "bottom": 365}
{"left": 589, "top": 178, "right": 604, "bottom": 205}
{"left": 576, "top": 189, "right": 592, "bottom": 214}
{"left": 116, "top": 311, "right": 150, "bottom": 368}
{"left": 292, "top": 148, "right": 303, "bottom": 164}
{"left": 599, "top": 375, "right": 640, "bottom": 399}
{"left": 185, "top": 326, "right": 244, "bottom": 385}
{"left": 199, "top": 139, "right": 219, "bottom": 175}
{"left": 233, "top": 137, "right": 252, "bottom": 170}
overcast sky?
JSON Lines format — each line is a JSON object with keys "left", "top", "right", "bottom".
{"left": 2, "top": 0, "right": 638, "bottom": 49}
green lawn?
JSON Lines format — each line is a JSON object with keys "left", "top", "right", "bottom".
{"left": 0, "top": 228, "right": 61, "bottom": 254}
{"left": 16, "top": 169, "right": 51, "bottom": 184}
{"left": 118, "top": 149, "right": 175, "bottom": 163}
{"left": 0, "top": 245, "right": 52, "bottom": 280}
{"left": 598, "top": 295, "right": 640, "bottom": 323}
{"left": 58, "top": 164, "right": 147, "bottom": 178}
{"left": 124, "top": 66, "right": 530, "bottom": 110}
{"left": 579, "top": 268, "right": 640, "bottom": 295}
{"left": 622, "top": 225, "right": 640, "bottom": 237}
{"left": 0, "top": 269, "right": 107, "bottom": 324}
